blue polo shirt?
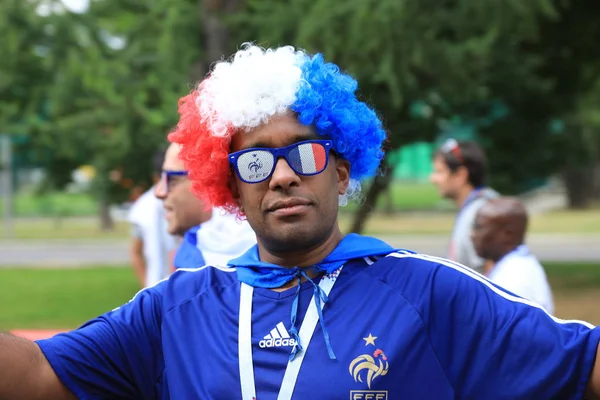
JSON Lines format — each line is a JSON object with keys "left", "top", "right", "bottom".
{"left": 36, "top": 235, "right": 600, "bottom": 399}
{"left": 173, "top": 225, "right": 204, "bottom": 269}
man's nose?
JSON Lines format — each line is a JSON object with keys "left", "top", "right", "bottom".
{"left": 268, "top": 157, "right": 301, "bottom": 190}
{"left": 154, "top": 179, "right": 167, "bottom": 199}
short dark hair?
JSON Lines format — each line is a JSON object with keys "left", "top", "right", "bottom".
{"left": 153, "top": 147, "right": 167, "bottom": 174}
{"left": 434, "top": 139, "right": 488, "bottom": 187}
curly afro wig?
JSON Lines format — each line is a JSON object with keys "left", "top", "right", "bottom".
{"left": 168, "top": 44, "right": 387, "bottom": 216}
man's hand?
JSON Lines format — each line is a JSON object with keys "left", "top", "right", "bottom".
{"left": 130, "top": 235, "right": 147, "bottom": 288}
{"left": 586, "top": 343, "right": 600, "bottom": 399}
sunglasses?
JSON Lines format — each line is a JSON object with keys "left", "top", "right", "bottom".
{"left": 160, "top": 170, "right": 188, "bottom": 192}
{"left": 441, "top": 138, "right": 464, "bottom": 164}
{"left": 228, "top": 140, "right": 333, "bottom": 184}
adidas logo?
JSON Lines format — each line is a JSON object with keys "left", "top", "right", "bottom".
{"left": 258, "top": 322, "right": 297, "bottom": 349}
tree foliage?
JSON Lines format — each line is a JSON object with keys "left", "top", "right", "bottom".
{"left": 232, "top": 0, "right": 556, "bottom": 147}
{"left": 231, "top": 0, "right": 600, "bottom": 212}
{"left": 2, "top": 0, "right": 202, "bottom": 204}
{"left": 4, "top": 0, "right": 600, "bottom": 229}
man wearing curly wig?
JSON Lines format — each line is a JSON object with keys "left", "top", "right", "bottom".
{"left": 2, "top": 45, "right": 600, "bottom": 400}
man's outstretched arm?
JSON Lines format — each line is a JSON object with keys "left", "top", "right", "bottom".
{"left": 586, "top": 343, "right": 600, "bottom": 399}
{"left": 0, "top": 332, "right": 75, "bottom": 400}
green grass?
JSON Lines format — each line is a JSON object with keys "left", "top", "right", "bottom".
{"left": 343, "top": 181, "right": 446, "bottom": 212}
{"left": 4, "top": 183, "right": 600, "bottom": 239}
{"left": 0, "top": 267, "right": 139, "bottom": 330}
{"left": 3, "top": 182, "right": 443, "bottom": 219}
{"left": 5, "top": 208, "right": 600, "bottom": 240}
{"left": 1, "top": 262, "right": 599, "bottom": 330}
{"left": 5, "top": 218, "right": 131, "bottom": 240}
{"left": 0, "top": 192, "right": 98, "bottom": 217}
{"left": 529, "top": 209, "right": 600, "bottom": 234}
{"left": 385, "top": 181, "right": 449, "bottom": 210}
{"left": 338, "top": 208, "right": 600, "bottom": 235}
{"left": 544, "top": 262, "right": 600, "bottom": 291}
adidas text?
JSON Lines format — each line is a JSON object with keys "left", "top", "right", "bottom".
{"left": 259, "top": 338, "right": 297, "bottom": 348}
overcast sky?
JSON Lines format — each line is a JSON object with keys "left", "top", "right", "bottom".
{"left": 37, "top": 0, "right": 90, "bottom": 16}
{"left": 61, "top": 0, "right": 89, "bottom": 13}
{"left": 36, "top": 0, "right": 126, "bottom": 49}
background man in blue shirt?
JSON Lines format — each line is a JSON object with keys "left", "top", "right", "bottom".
{"left": 154, "top": 142, "right": 256, "bottom": 269}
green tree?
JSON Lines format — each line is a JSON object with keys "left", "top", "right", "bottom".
{"left": 520, "top": 0, "right": 600, "bottom": 208}
{"left": 0, "top": 0, "right": 52, "bottom": 173}
{"left": 37, "top": 0, "right": 203, "bottom": 228}
{"left": 230, "top": 0, "right": 558, "bottom": 230}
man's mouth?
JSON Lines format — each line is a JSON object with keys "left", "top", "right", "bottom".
{"left": 267, "top": 199, "right": 312, "bottom": 216}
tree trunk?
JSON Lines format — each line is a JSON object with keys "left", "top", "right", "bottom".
{"left": 382, "top": 178, "right": 395, "bottom": 215}
{"left": 563, "top": 166, "right": 593, "bottom": 209}
{"left": 349, "top": 161, "right": 393, "bottom": 234}
{"left": 195, "top": 0, "right": 242, "bottom": 81}
{"left": 98, "top": 195, "right": 114, "bottom": 231}
{"left": 590, "top": 162, "right": 600, "bottom": 199}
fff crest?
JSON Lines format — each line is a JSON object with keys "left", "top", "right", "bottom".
{"left": 348, "top": 333, "right": 389, "bottom": 399}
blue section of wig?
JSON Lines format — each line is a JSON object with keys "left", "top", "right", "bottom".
{"left": 291, "top": 53, "right": 386, "bottom": 180}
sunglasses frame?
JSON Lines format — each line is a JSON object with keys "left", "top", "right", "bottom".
{"left": 441, "top": 138, "right": 464, "bottom": 164}
{"left": 160, "top": 170, "right": 188, "bottom": 192}
{"left": 228, "top": 139, "right": 333, "bottom": 184}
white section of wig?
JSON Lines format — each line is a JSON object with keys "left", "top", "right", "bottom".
{"left": 196, "top": 44, "right": 305, "bottom": 137}
{"left": 339, "top": 179, "right": 362, "bottom": 207}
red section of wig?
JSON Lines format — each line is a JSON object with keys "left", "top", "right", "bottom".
{"left": 168, "top": 91, "right": 239, "bottom": 215}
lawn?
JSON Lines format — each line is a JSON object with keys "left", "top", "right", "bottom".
{"left": 6, "top": 218, "right": 131, "bottom": 240}
{"left": 6, "top": 205, "right": 600, "bottom": 240}
{"left": 0, "top": 267, "right": 139, "bottom": 330}
{"left": 342, "top": 181, "right": 446, "bottom": 212}
{"left": 338, "top": 208, "right": 600, "bottom": 235}
{"left": 2, "top": 183, "right": 444, "bottom": 218}
{"left": 5, "top": 184, "right": 600, "bottom": 239}
{"left": 546, "top": 263, "right": 600, "bottom": 324}
{"left": 0, "top": 192, "right": 99, "bottom": 217}
{"left": 1, "top": 262, "right": 600, "bottom": 330}
{"left": 7, "top": 209, "right": 600, "bottom": 240}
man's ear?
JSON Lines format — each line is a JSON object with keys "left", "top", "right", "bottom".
{"left": 456, "top": 165, "right": 470, "bottom": 185}
{"left": 335, "top": 157, "right": 351, "bottom": 195}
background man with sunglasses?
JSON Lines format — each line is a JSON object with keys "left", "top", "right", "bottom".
{"left": 2, "top": 44, "right": 600, "bottom": 400}
{"left": 430, "top": 139, "right": 499, "bottom": 272}
{"left": 154, "top": 142, "right": 256, "bottom": 268}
